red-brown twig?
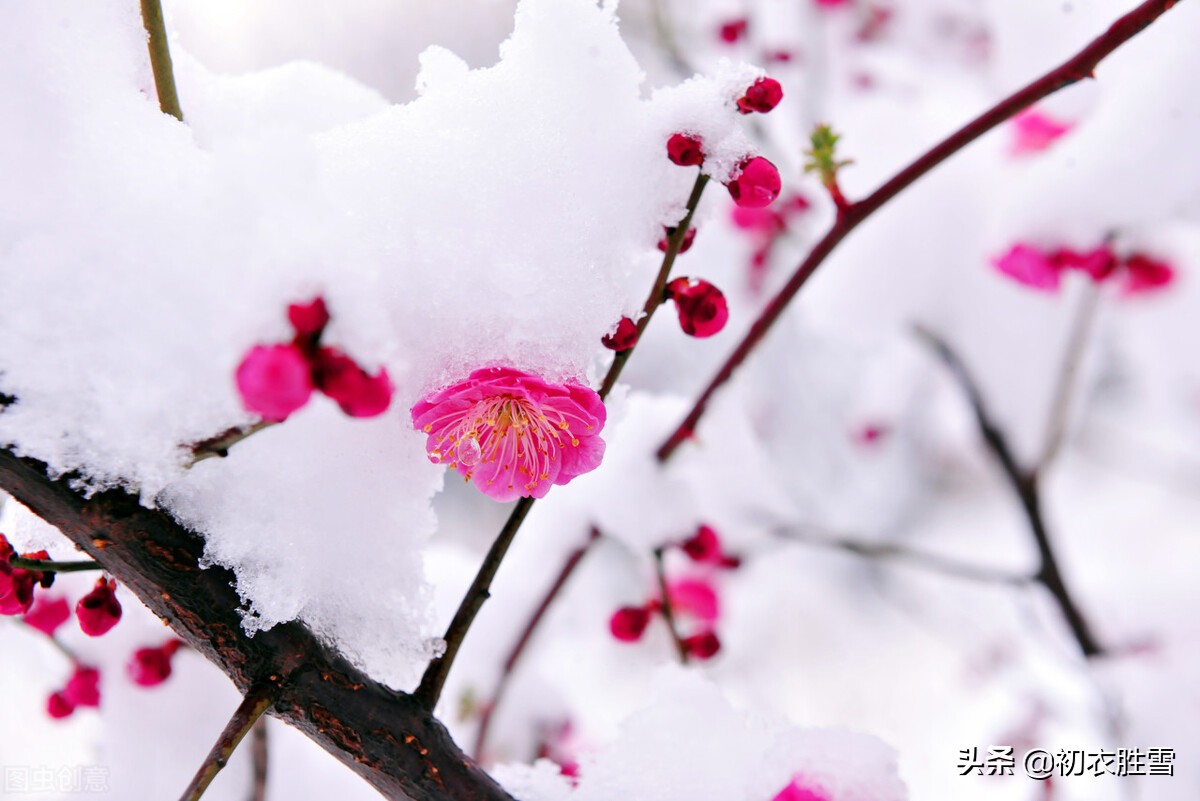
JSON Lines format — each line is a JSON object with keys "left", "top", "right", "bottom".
{"left": 652, "top": 546, "right": 690, "bottom": 664}
{"left": 657, "top": 0, "right": 1186, "bottom": 461}
{"left": 180, "top": 684, "right": 277, "bottom": 801}
{"left": 472, "top": 527, "right": 602, "bottom": 761}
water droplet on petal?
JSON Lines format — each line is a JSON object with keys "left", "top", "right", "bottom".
{"left": 458, "top": 435, "right": 482, "bottom": 467}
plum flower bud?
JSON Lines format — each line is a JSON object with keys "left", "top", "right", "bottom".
{"left": 682, "top": 630, "right": 721, "bottom": 660}
{"left": 736, "top": 77, "right": 784, "bottom": 114}
{"left": 668, "top": 578, "right": 720, "bottom": 623}
{"left": 76, "top": 578, "right": 122, "bottom": 637}
{"left": 666, "top": 133, "right": 705, "bottom": 167}
{"left": 1010, "top": 110, "right": 1072, "bottom": 156}
{"left": 681, "top": 525, "right": 728, "bottom": 565}
{"left": 718, "top": 18, "right": 749, "bottom": 44}
{"left": 727, "top": 156, "right": 782, "bottom": 208}
{"left": 657, "top": 226, "right": 697, "bottom": 254}
{"left": 666, "top": 278, "right": 729, "bottom": 338}
{"left": 1120, "top": 253, "right": 1175, "bottom": 295}
{"left": 1051, "top": 246, "right": 1117, "bottom": 282}
{"left": 286, "top": 296, "right": 330, "bottom": 341}
{"left": 128, "top": 641, "right": 182, "bottom": 687}
{"left": 235, "top": 344, "right": 313, "bottom": 422}
{"left": 0, "top": 538, "right": 46, "bottom": 616}
{"left": 609, "top": 606, "right": 651, "bottom": 642}
{"left": 47, "top": 692, "right": 75, "bottom": 720}
{"left": 991, "top": 244, "right": 1061, "bottom": 292}
{"left": 412, "top": 367, "right": 606, "bottom": 502}
{"left": 23, "top": 596, "right": 70, "bottom": 636}
{"left": 773, "top": 777, "right": 830, "bottom": 801}
{"left": 63, "top": 665, "right": 101, "bottom": 708}
{"left": 312, "top": 347, "right": 393, "bottom": 418}
{"left": 601, "top": 317, "right": 639, "bottom": 352}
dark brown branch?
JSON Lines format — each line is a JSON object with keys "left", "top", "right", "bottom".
{"left": 0, "top": 447, "right": 515, "bottom": 801}
{"left": 656, "top": 0, "right": 1187, "bottom": 461}
{"left": 139, "top": 0, "right": 184, "bottom": 121}
{"left": 180, "top": 684, "right": 277, "bottom": 801}
{"left": 188, "top": 421, "right": 274, "bottom": 467}
{"left": 8, "top": 556, "right": 101, "bottom": 573}
{"left": 415, "top": 173, "right": 711, "bottom": 708}
{"left": 248, "top": 718, "right": 269, "bottom": 801}
{"left": 652, "top": 547, "right": 689, "bottom": 664}
{"left": 914, "top": 326, "right": 1104, "bottom": 658}
{"left": 473, "top": 527, "right": 601, "bottom": 761}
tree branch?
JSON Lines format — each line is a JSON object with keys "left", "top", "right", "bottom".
{"left": 248, "top": 718, "right": 269, "bottom": 801}
{"left": 0, "top": 446, "right": 515, "bottom": 801}
{"left": 656, "top": 0, "right": 1186, "bottom": 461}
{"left": 652, "top": 546, "right": 689, "bottom": 664}
{"left": 473, "top": 527, "right": 601, "bottom": 761}
{"left": 914, "top": 326, "right": 1104, "bottom": 658}
{"left": 180, "top": 684, "right": 277, "bottom": 801}
{"left": 140, "top": 0, "right": 184, "bottom": 121}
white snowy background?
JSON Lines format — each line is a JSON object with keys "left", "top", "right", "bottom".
{"left": 1, "top": 0, "right": 1198, "bottom": 799}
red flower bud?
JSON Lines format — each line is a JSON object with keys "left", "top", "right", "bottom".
{"left": 681, "top": 525, "right": 721, "bottom": 563}
{"left": 23, "top": 595, "right": 70, "bottom": 636}
{"left": 657, "top": 226, "right": 697, "bottom": 254}
{"left": 312, "top": 347, "right": 394, "bottom": 418}
{"left": 76, "top": 578, "right": 122, "bottom": 637}
{"left": 128, "top": 641, "right": 182, "bottom": 687}
{"left": 287, "top": 296, "right": 330, "bottom": 342}
{"left": 683, "top": 630, "right": 721, "bottom": 660}
{"left": 665, "top": 278, "right": 729, "bottom": 338}
{"left": 666, "top": 134, "right": 705, "bottom": 167}
{"left": 235, "top": 343, "right": 313, "bottom": 422}
{"left": 1120, "top": 253, "right": 1175, "bottom": 295}
{"left": 46, "top": 692, "right": 75, "bottom": 720}
{"left": 601, "top": 317, "right": 639, "bottom": 352}
{"left": 718, "top": 19, "right": 749, "bottom": 44}
{"left": 63, "top": 665, "right": 101, "bottom": 708}
{"left": 727, "top": 157, "right": 782, "bottom": 208}
{"left": 609, "top": 606, "right": 651, "bottom": 642}
{"left": 736, "top": 77, "right": 784, "bottom": 114}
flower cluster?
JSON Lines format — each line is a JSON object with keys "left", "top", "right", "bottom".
{"left": 412, "top": 367, "right": 606, "bottom": 502}
{"left": 608, "top": 525, "right": 741, "bottom": 660}
{"left": 236, "top": 296, "right": 393, "bottom": 422}
{"left": 0, "top": 535, "right": 52, "bottom": 616}
{"left": 992, "top": 243, "right": 1175, "bottom": 295}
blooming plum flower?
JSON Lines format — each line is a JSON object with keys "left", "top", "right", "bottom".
{"left": 657, "top": 226, "right": 697, "bottom": 254}
{"left": 666, "top": 133, "right": 705, "bottom": 167}
{"left": 312, "top": 347, "right": 394, "bottom": 418}
{"left": 1010, "top": 109, "right": 1072, "bottom": 156}
{"left": 666, "top": 278, "right": 729, "bottom": 338}
{"left": 76, "top": 578, "right": 122, "bottom": 637}
{"left": 601, "top": 317, "right": 639, "bottom": 352}
{"left": 23, "top": 596, "right": 70, "bottom": 635}
{"left": 727, "top": 157, "right": 782, "bottom": 208}
{"left": 736, "top": 77, "right": 784, "bottom": 114}
{"left": 412, "top": 367, "right": 606, "bottom": 502}
{"left": 609, "top": 606, "right": 651, "bottom": 642}
{"left": 235, "top": 344, "right": 313, "bottom": 422}
{"left": 128, "top": 640, "right": 183, "bottom": 687}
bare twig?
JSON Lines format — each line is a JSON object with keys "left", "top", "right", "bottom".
{"left": 180, "top": 684, "right": 277, "bottom": 801}
{"left": 140, "top": 0, "right": 184, "bottom": 121}
{"left": 187, "top": 421, "right": 274, "bottom": 467}
{"left": 248, "top": 718, "right": 269, "bottom": 801}
{"left": 8, "top": 557, "right": 101, "bottom": 573}
{"left": 657, "top": 0, "right": 1187, "bottom": 461}
{"left": 1039, "top": 281, "right": 1102, "bottom": 470}
{"left": 652, "top": 546, "right": 689, "bottom": 664}
{"left": 915, "top": 326, "right": 1104, "bottom": 658}
{"left": 473, "top": 527, "right": 601, "bottom": 761}
{"left": 778, "top": 526, "right": 1035, "bottom": 586}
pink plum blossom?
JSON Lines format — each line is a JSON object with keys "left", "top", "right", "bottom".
{"left": 668, "top": 577, "right": 720, "bottom": 623}
{"left": 1010, "top": 109, "right": 1072, "bottom": 156}
{"left": 411, "top": 367, "right": 606, "bottom": 502}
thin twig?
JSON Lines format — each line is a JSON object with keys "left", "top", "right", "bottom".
{"left": 472, "top": 527, "right": 601, "bottom": 761}
{"left": 247, "top": 718, "right": 269, "bottom": 801}
{"left": 179, "top": 684, "right": 277, "bottom": 801}
{"left": 915, "top": 325, "right": 1104, "bottom": 658}
{"left": 652, "top": 546, "right": 689, "bottom": 664}
{"left": 656, "top": 0, "right": 1186, "bottom": 461}
{"left": 1039, "top": 281, "right": 1102, "bottom": 470}
{"left": 140, "top": 0, "right": 184, "bottom": 121}
{"left": 778, "top": 526, "right": 1035, "bottom": 586}
{"left": 187, "top": 421, "right": 274, "bottom": 467}
{"left": 416, "top": 173, "right": 711, "bottom": 709}
{"left": 9, "top": 557, "right": 101, "bottom": 573}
